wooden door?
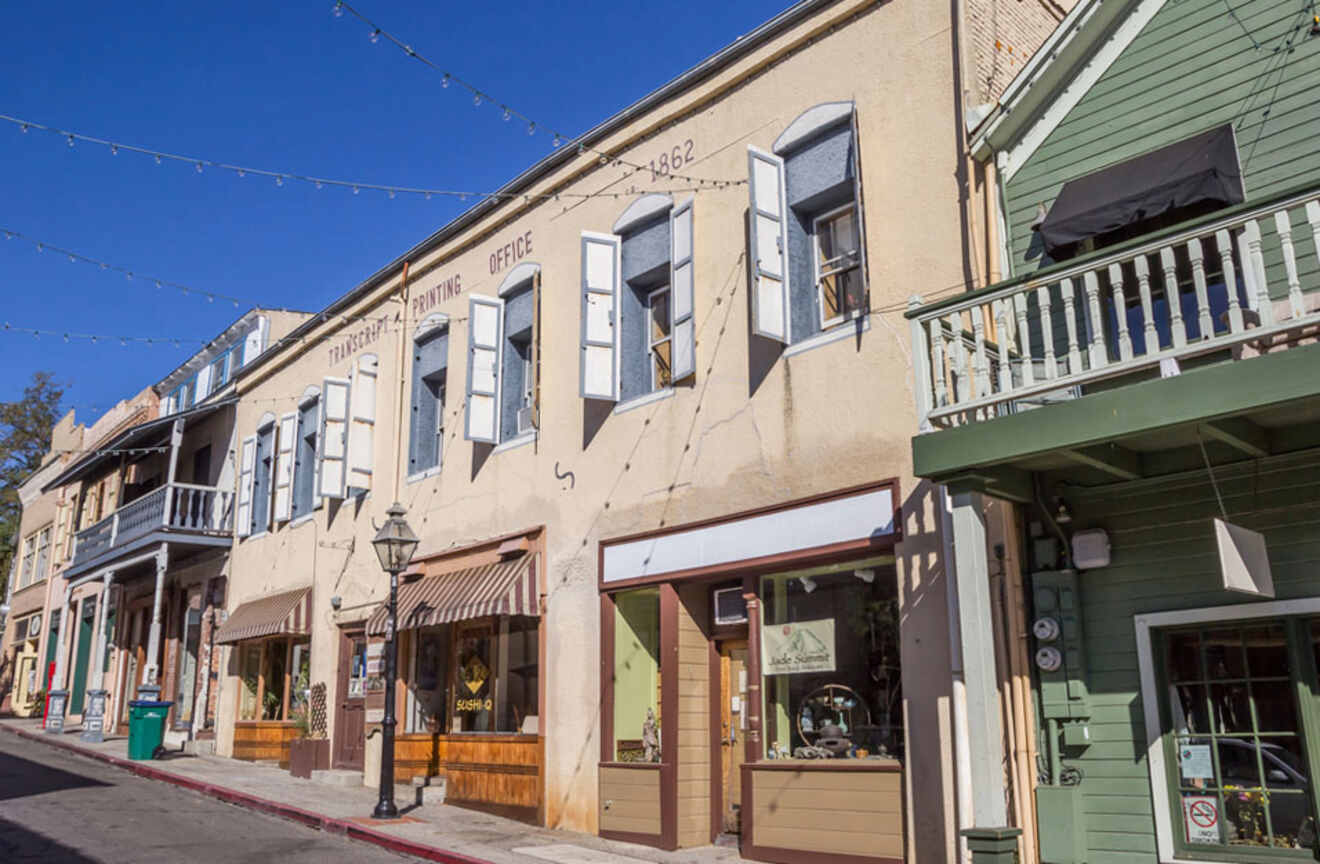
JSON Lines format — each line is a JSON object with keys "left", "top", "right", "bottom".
{"left": 117, "top": 607, "right": 146, "bottom": 733}
{"left": 334, "top": 629, "right": 367, "bottom": 770}
{"left": 718, "top": 639, "right": 749, "bottom": 834}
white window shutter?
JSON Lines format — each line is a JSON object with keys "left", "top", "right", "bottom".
{"left": 236, "top": 434, "right": 256, "bottom": 538}
{"left": 348, "top": 354, "right": 377, "bottom": 492}
{"left": 466, "top": 294, "right": 504, "bottom": 444}
{"left": 318, "top": 377, "right": 350, "bottom": 498}
{"left": 747, "top": 146, "right": 790, "bottom": 343}
{"left": 196, "top": 365, "right": 213, "bottom": 402}
{"left": 670, "top": 198, "right": 696, "bottom": 381}
{"left": 580, "top": 231, "right": 621, "bottom": 400}
{"left": 273, "top": 412, "right": 296, "bottom": 521}
{"left": 242, "top": 320, "right": 265, "bottom": 366}
{"left": 849, "top": 107, "right": 870, "bottom": 298}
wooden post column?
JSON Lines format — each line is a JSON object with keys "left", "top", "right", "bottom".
{"left": 141, "top": 544, "right": 169, "bottom": 700}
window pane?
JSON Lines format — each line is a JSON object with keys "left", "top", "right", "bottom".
{"left": 1250, "top": 681, "right": 1299, "bottom": 733}
{"left": 453, "top": 624, "right": 494, "bottom": 732}
{"left": 1244, "top": 625, "right": 1287, "bottom": 678}
{"left": 761, "top": 559, "right": 901, "bottom": 762}
{"left": 1210, "top": 683, "right": 1252, "bottom": 733}
{"left": 614, "top": 588, "right": 661, "bottom": 762}
{"left": 239, "top": 645, "right": 260, "bottom": 720}
{"left": 290, "top": 641, "right": 311, "bottom": 714}
{"left": 652, "top": 340, "right": 672, "bottom": 390}
{"left": 262, "top": 642, "right": 287, "bottom": 721}
{"left": 1166, "top": 631, "right": 1201, "bottom": 681}
{"left": 1203, "top": 628, "right": 1246, "bottom": 679}
{"left": 650, "top": 290, "right": 670, "bottom": 341}
{"left": 411, "top": 627, "right": 448, "bottom": 733}
{"left": 500, "top": 617, "right": 539, "bottom": 735}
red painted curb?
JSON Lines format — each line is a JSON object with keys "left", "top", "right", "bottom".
{"left": 1, "top": 724, "right": 493, "bottom": 864}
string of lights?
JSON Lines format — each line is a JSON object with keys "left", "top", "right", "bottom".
{"left": 1, "top": 322, "right": 208, "bottom": 346}
{"left": 0, "top": 111, "right": 737, "bottom": 204}
{"left": 331, "top": 1, "right": 746, "bottom": 190}
{"left": 1, "top": 225, "right": 258, "bottom": 309}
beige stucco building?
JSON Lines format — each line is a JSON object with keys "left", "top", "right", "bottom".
{"left": 208, "top": 2, "right": 1070, "bottom": 862}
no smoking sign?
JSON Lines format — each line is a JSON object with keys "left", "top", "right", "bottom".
{"left": 1182, "top": 796, "right": 1220, "bottom": 843}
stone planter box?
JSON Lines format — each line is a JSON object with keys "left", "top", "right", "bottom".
{"left": 288, "top": 738, "right": 330, "bottom": 779}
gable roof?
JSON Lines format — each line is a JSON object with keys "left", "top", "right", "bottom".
{"left": 968, "top": 0, "right": 1165, "bottom": 177}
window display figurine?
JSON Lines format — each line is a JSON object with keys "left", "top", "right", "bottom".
{"left": 642, "top": 708, "right": 660, "bottom": 763}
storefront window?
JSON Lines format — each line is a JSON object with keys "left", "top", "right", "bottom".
{"left": 237, "top": 638, "right": 308, "bottom": 722}
{"left": 406, "top": 616, "right": 539, "bottom": 735}
{"left": 239, "top": 644, "right": 261, "bottom": 720}
{"left": 760, "top": 558, "right": 901, "bottom": 761}
{"left": 613, "top": 587, "right": 661, "bottom": 762}
{"left": 1162, "top": 622, "right": 1316, "bottom": 852}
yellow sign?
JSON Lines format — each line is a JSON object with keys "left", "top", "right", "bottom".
{"left": 462, "top": 654, "right": 490, "bottom": 695}
{"left": 456, "top": 697, "right": 493, "bottom": 713}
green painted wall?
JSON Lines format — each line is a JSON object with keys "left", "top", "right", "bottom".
{"left": 1005, "top": 0, "right": 1320, "bottom": 289}
{"left": 1040, "top": 450, "right": 1320, "bottom": 864}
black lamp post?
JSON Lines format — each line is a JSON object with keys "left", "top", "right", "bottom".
{"left": 370, "top": 501, "right": 418, "bottom": 820}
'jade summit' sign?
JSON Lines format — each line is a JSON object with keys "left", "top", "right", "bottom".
{"left": 762, "top": 618, "right": 836, "bottom": 675}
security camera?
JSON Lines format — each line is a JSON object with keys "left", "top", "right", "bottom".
{"left": 330, "top": 595, "right": 342, "bottom": 610}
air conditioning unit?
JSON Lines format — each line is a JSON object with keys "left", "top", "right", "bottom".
{"left": 516, "top": 405, "right": 534, "bottom": 434}
{"left": 713, "top": 587, "right": 748, "bottom": 625}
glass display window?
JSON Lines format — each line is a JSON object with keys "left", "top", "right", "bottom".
{"left": 760, "top": 556, "right": 901, "bottom": 762}
{"left": 612, "top": 587, "right": 661, "bottom": 762}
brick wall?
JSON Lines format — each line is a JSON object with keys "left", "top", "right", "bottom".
{"left": 965, "top": 0, "right": 1075, "bottom": 109}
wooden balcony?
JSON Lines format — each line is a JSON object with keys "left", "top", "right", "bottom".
{"left": 908, "top": 185, "right": 1320, "bottom": 431}
{"left": 70, "top": 482, "right": 233, "bottom": 572}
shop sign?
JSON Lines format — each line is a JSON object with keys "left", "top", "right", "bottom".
{"left": 1178, "top": 743, "right": 1214, "bottom": 781}
{"left": 762, "top": 618, "right": 836, "bottom": 675}
{"left": 1182, "top": 795, "right": 1219, "bottom": 843}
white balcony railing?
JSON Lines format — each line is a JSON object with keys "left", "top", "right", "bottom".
{"left": 71, "top": 482, "right": 234, "bottom": 568}
{"left": 908, "top": 187, "right": 1320, "bottom": 429}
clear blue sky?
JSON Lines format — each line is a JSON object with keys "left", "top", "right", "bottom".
{"left": 0, "top": 0, "right": 785, "bottom": 422}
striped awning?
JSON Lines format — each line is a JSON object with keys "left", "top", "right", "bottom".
{"left": 366, "top": 555, "right": 537, "bottom": 636}
{"left": 214, "top": 587, "right": 312, "bottom": 644}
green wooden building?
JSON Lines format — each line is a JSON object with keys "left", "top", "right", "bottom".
{"left": 906, "top": 1, "right": 1320, "bottom": 862}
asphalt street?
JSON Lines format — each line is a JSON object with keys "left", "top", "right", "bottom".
{"left": 0, "top": 733, "right": 418, "bottom": 863}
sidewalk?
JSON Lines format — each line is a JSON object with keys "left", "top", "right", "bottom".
{"left": 1, "top": 719, "right": 747, "bottom": 864}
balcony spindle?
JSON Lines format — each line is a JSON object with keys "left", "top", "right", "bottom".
{"left": 1159, "top": 247, "right": 1187, "bottom": 348}
{"left": 1035, "top": 284, "right": 1057, "bottom": 380}
{"left": 995, "top": 300, "right": 1014, "bottom": 396}
{"left": 1107, "top": 263, "right": 1134, "bottom": 361}
{"left": 1307, "top": 201, "right": 1320, "bottom": 291}
{"left": 1133, "top": 257, "right": 1157, "bottom": 355}
{"left": 1061, "top": 277, "right": 1082, "bottom": 375}
{"left": 1013, "top": 293, "right": 1035, "bottom": 386}
{"left": 948, "top": 312, "right": 970, "bottom": 403}
{"left": 928, "top": 318, "right": 948, "bottom": 408}
{"left": 1274, "top": 210, "right": 1306, "bottom": 319}
{"left": 1215, "top": 228, "right": 1244, "bottom": 333}
{"left": 971, "top": 305, "right": 990, "bottom": 398}
{"left": 1083, "top": 271, "right": 1107, "bottom": 369}
{"left": 1239, "top": 220, "right": 1273, "bottom": 325}
{"left": 1187, "top": 238, "right": 1213, "bottom": 340}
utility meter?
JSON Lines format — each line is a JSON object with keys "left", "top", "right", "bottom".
{"left": 1032, "top": 616, "right": 1061, "bottom": 642}
{"left": 1035, "top": 646, "right": 1063, "bottom": 672}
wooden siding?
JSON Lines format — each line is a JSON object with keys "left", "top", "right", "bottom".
{"left": 1041, "top": 450, "right": 1320, "bottom": 864}
{"left": 232, "top": 721, "right": 299, "bottom": 768}
{"left": 394, "top": 732, "right": 542, "bottom": 822}
{"left": 749, "top": 764, "right": 904, "bottom": 859}
{"left": 675, "top": 585, "right": 712, "bottom": 847}
{"left": 600, "top": 764, "right": 662, "bottom": 836}
{"left": 1005, "top": 0, "right": 1320, "bottom": 292}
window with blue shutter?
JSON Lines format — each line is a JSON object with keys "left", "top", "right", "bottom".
{"left": 292, "top": 394, "right": 319, "bottom": 518}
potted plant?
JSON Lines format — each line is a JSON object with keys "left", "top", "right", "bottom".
{"left": 288, "top": 688, "right": 329, "bottom": 779}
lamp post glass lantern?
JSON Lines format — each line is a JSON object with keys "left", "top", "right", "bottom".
{"left": 370, "top": 502, "right": 418, "bottom": 820}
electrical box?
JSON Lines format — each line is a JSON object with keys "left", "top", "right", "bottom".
{"left": 1033, "top": 570, "right": 1090, "bottom": 720}
{"left": 1062, "top": 722, "right": 1092, "bottom": 749}
{"left": 1037, "top": 785, "right": 1087, "bottom": 864}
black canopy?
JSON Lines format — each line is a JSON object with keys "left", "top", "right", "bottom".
{"left": 1039, "top": 124, "right": 1244, "bottom": 258}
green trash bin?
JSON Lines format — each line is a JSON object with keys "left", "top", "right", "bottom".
{"left": 127, "top": 700, "right": 173, "bottom": 760}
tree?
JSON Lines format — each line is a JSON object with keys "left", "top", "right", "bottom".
{"left": 0, "top": 371, "right": 66, "bottom": 597}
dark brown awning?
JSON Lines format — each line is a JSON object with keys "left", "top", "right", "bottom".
{"left": 215, "top": 587, "right": 312, "bottom": 644}
{"left": 366, "top": 555, "right": 538, "bottom": 636}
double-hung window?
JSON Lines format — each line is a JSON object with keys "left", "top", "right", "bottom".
{"left": 410, "top": 322, "right": 448, "bottom": 475}
{"left": 291, "top": 392, "right": 319, "bottom": 519}
{"left": 19, "top": 534, "right": 34, "bottom": 588}
{"left": 34, "top": 526, "right": 50, "bottom": 583}
{"left": 208, "top": 351, "right": 230, "bottom": 394}
{"left": 579, "top": 196, "right": 694, "bottom": 406}
{"left": 748, "top": 101, "right": 869, "bottom": 347}
{"left": 250, "top": 421, "right": 275, "bottom": 535}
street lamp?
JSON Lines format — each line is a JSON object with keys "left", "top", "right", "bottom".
{"left": 370, "top": 501, "right": 419, "bottom": 820}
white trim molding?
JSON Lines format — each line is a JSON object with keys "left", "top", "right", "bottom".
{"left": 1134, "top": 595, "right": 1320, "bottom": 864}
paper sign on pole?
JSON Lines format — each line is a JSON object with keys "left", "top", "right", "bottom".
{"left": 761, "top": 618, "right": 836, "bottom": 675}
{"left": 1215, "top": 518, "right": 1274, "bottom": 597}
{"left": 1182, "top": 795, "right": 1220, "bottom": 844}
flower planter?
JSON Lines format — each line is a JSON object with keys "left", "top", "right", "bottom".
{"left": 288, "top": 737, "right": 330, "bottom": 779}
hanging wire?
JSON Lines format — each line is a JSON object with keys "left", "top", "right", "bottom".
{"left": 330, "top": 1, "right": 745, "bottom": 189}
{"left": 0, "top": 112, "right": 728, "bottom": 203}
{"left": 1196, "top": 428, "right": 1231, "bottom": 520}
